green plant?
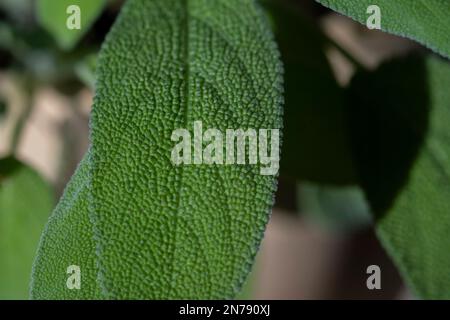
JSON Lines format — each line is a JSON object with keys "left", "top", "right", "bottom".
{"left": 0, "top": 157, "right": 52, "bottom": 299}
{"left": 31, "top": 0, "right": 283, "bottom": 299}
{"left": 314, "top": 0, "right": 450, "bottom": 299}
{"left": 1, "top": 0, "right": 450, "bottom": 300}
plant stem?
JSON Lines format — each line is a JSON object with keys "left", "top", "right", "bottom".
{"left": 11, "top": 77, "right": 34, "bottom": 155}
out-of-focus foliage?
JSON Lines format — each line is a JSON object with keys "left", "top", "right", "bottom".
{"left": 74, "top": 53, "right": 97, "bottom": 90}
{"left": 299, "top": 183, "right": 371, "bottom": 231}
{"left": 347, "top": 56, "right": 429, "bottom": 218}
{"left": 263, "top": 0, "right": 367, "bottom": 231}
{"left": 316, "top": 0, "right": 450, "bottom": 59}
{"left": 0, "top": 98, "right": 6, "bottom": 120}
{"left": 263, "top": 0, "right": 356, "bottom": 185}
{"left": 348, "top": 55, "right": 450, "bottom": 299}
{"left": 0, "top": 157, "right": 53, "bottom": 299}
{"left": 0, "top": 0, "right": 34, "bottom": 26}
{"left": 37, "top": 0, "right": 106, "bottom": 50}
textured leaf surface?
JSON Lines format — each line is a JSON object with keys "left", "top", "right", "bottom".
{"left": 33, "top": 0, "right": 283, "bottom": 299}
{"left": 91, "top": 0, "right": 282, "bottom": 299}
{"left": 0, "top": 157, "right": 52, "bottom": 299}
{"left": 348, "top": 56, "right": 450, "bottom": 299}
{"left": 37, "top": 0, "right": 106, "bottom": 50}
{"left": 263, "top": 0, "right": 356, "bottom": 184}
{"left": 31, "top": 156, "right": 101, "bottom": 299}
{"left": 316, "top": 0, "right": 450, "bottom": 59}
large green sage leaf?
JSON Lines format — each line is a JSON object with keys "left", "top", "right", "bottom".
{"left": 316, "top": 0, "right": 450, "bottom": 59}
{"left": 0, "top": 157, "right": 52, "bottom": 299}
{"left": 90, "top": 0, "right": 283, "bottom": 299}
{"left": 348, "top": 55, "right": 450, "bottom": 299}
{"left": 32, "top": 0, "right": 283, "bottom": 300}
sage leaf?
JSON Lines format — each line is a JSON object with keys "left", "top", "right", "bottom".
{"left": 37, "top": 0, "right": 106, "bottom": 50}
{"left": 316, "top": 0, "right": 450, "bottom": 59}
{"left": 90, "top": 0, "right": 283, "bottom": 299}
{"left": 348, "top": 55, "right": 450, "bottom": 299}
{"left": 0, "top": 157, "right": 52, "bottom": 299}
{"left": 30, "top": 156, "right": 101, "bottom": 299}
{"left": 32, "top": 0, "right": 283, "bottom": 300}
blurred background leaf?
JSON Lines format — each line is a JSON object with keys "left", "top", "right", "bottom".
{"left": 0, "top": 98, "right": 6, "bottom": 121}
{"left": 348, "top": 54, "right": 450, "bottom": 299}
{"left": 37, "top": 0, "right": 106, "bottom": 50}
{"left": 0, "top": 0, "right": 34, "bottom": 27}
{"left": 74, "top": 52, "right": 98, "bottom": 90}
{"left": 264, "top": 0, "right": 367, "bottom": 231}
{"left": 262, "top": 0, "right": 357, "bottom": 185}
{"left": 347, "top": 55, "right": 429, "bottom": 218}
{"left": 298, "top": 183, "right": 371, "bottom": 231}
{"left": 316, "top": 0, "right": 450, "bottom": 59}
{"left": 0, "top": 157, "right": 53, "bottom": 299}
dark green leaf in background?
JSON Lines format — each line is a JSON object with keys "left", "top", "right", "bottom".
{"left": 298, "top": 183, "right": 371, "bottom": 231}
{"left": 348, "top": 55, "right": 429, "bottom": 217}
{"left": 74, "top": 53, "right": 98, "bottom": 90}
{"left": 0, "top": 98, "right": 7, "bottom": 120}
{"left": 0, "top": 0, "right": 34, "bottom": 26}
{"left": 348, "top": 55, "right": 450, "bottom": 299}
{"left": 0, "top": 157, "right": 53, "bottom": 299}
{"left": 316, "top": 0, "right": 450, "bottom": 59}
{"left": 37, "top": 0, "right": 106, "bottom": 50}
{"left": 263, "top": 0, "right": 357, "bottom": 185}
